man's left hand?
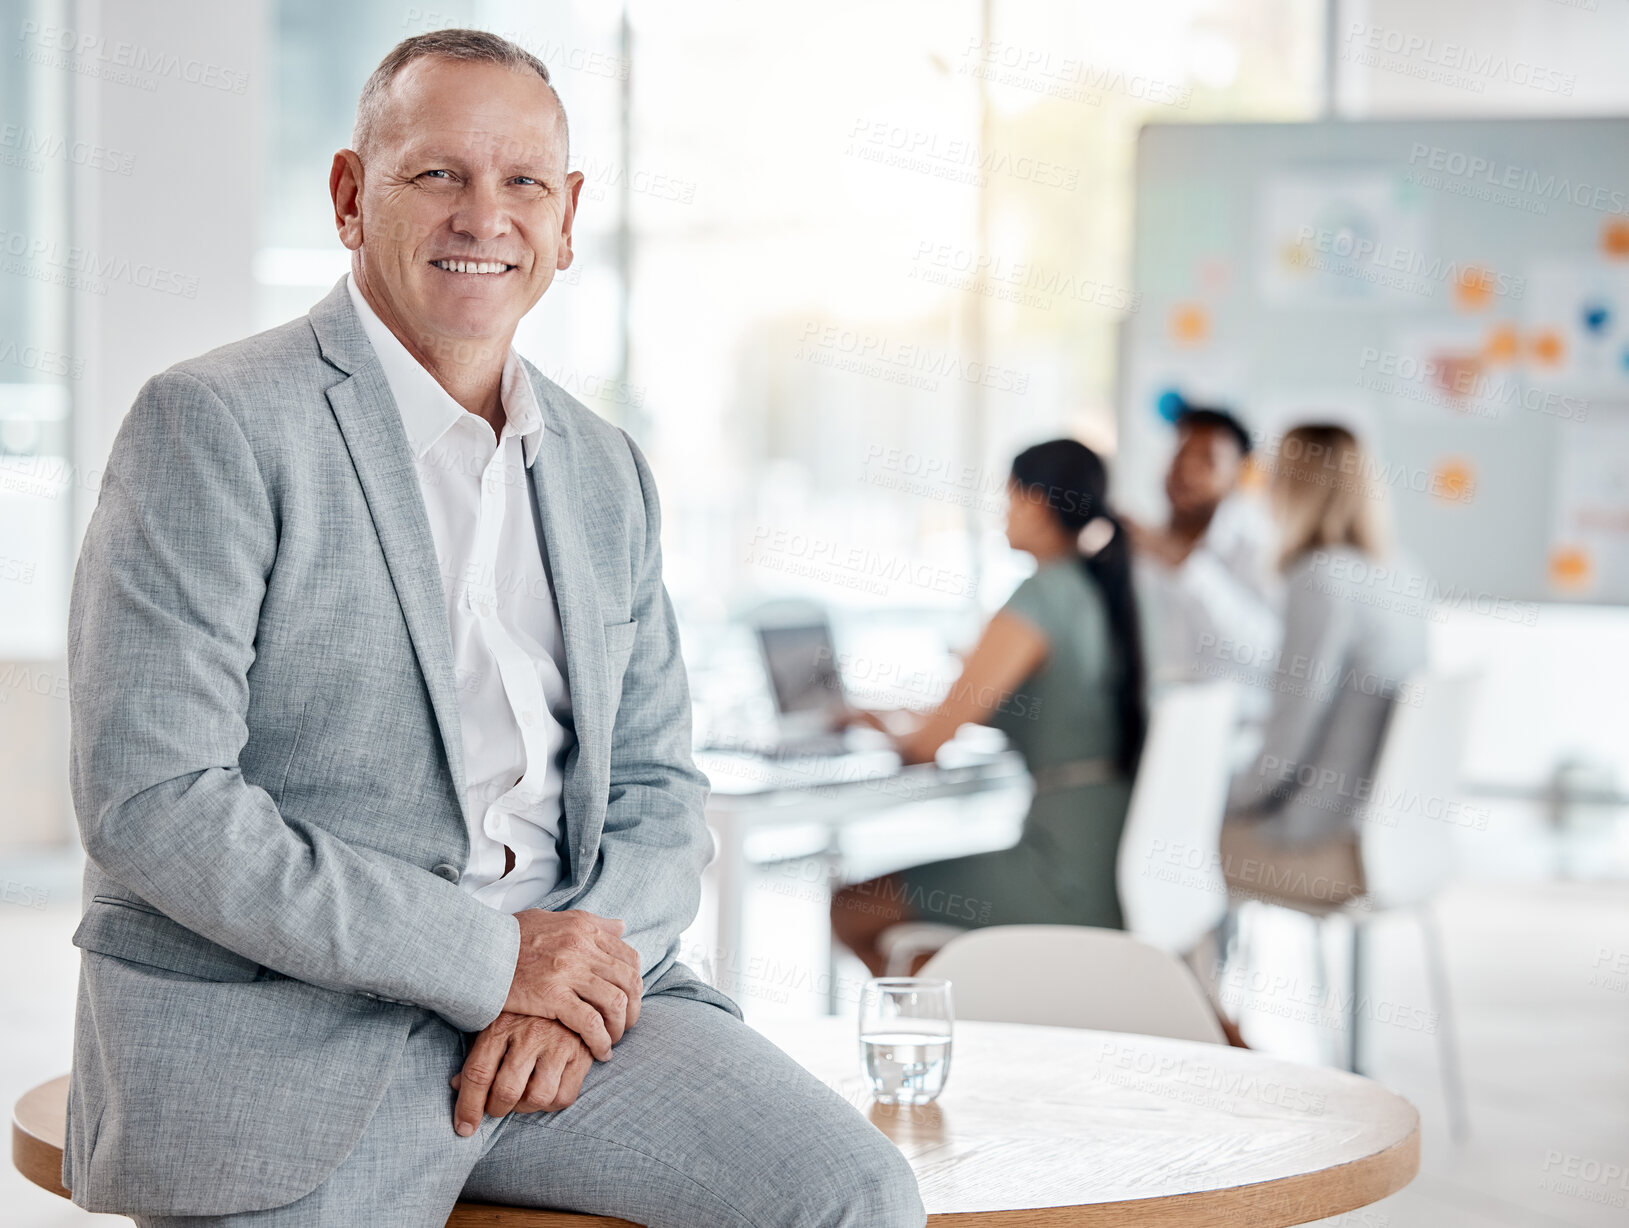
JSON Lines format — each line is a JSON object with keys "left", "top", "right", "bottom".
{"left": 451, "top": 1011, "right": 596, "bottom": 1135}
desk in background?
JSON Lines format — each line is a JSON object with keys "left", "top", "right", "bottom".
{"left": 697, "top": 746, "right": 1028, "bottom": 1013}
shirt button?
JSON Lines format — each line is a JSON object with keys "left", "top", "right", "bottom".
{"left": 431, "top": 862, "right": 461, "bottom": 883}
{"left": 521, "top": 711, "right": 536, "bottom": 727}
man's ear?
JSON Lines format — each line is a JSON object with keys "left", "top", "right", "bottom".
{"left": 331, "top": 150, "right": 365, "bottom": 251}
{"left": 557, "top": 170, "right": 586, "bottom": 270}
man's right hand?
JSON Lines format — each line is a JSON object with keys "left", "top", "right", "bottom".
{"left": 503, "top": 908, "right": 643, "bottom": 1061}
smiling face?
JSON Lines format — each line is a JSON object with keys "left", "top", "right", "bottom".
{"left": 331, "top": 55, "right": 583, "bottom": 364}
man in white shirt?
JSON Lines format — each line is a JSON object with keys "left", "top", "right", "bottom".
{"left": 345, "top": 272, "right": 574, "bottom": 914}
{"left": 65, "top": 27, "right": 924, "bottom": 1227}
{"left": 1126, "top": 406, "right": 1283, "bottom": 720}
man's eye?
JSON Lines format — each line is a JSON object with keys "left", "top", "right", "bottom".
{"left": 513, "top": 177, "right": 541, "bottom": 187}
{"left": 420, "top": 169, "right": 452, "bottom": 180}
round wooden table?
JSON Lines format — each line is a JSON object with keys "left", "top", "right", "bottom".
{"left": 15, "top": 1019, "right": 1417, "bottom": 1226}
{"left": 752, "top": 1017, "right": 1419, "bottom": 1226}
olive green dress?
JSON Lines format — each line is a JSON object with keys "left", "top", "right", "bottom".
{"left": 893, "top": 557, "right": 1135, "bottom": 930}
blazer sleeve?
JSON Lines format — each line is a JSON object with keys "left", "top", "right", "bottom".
{"left": 1226, "top": 556, "right": 1356, "bottom": 816}
{"left": 68, "top": 369, "right": 518, "bottom": 1033}
{"left": 563, "top": 429, "right": 713, "bottom": 986}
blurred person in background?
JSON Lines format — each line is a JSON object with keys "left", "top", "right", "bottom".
{"left": 1218, "top": 423, "right": 1429, "bottom": 907}
{"left": 1126, "top": 404, "right": 1281, "bottom": 723}
{"left": 831, "top": 439, "right": 1147, "bottom": 975}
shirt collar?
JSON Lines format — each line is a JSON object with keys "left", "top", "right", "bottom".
{"left": 345, "top": 271, "right": 544, "bottom": 468}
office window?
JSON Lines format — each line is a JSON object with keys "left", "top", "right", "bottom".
{"left": 0, "top": 0, "right": 74, "bottom": 658}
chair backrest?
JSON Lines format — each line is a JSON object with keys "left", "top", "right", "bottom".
{"left": 917, "top": 924, "right": 1227, "bottom": 1044}
{"left": 1357, "top": 670, "right": 1480, "bottom": 910}
{"left": 1115, "top": 681, "right": 1239, "bottom": 954}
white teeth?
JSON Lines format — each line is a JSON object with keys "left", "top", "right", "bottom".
{"left": 433, "top": 260, "right": 511, "bottom": 274}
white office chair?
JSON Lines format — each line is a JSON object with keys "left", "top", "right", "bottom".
{"left": 917, "top": 924, "right": 1227, "bottom": 1044}
{"left": 876, "top": 681, "right": 1239, "bottom": 978}
{"left": 1228, "top": 670, "right": 1479, "bottom": 1139}
{"left": 1116, "top": 681, "right": 1239, "bottom": 954}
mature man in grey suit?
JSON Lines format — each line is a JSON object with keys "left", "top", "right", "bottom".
{"left": 64, "top": 28, "right": 924, "bottom": 1228}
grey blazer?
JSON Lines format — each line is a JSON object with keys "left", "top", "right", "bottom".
{"left": 1226, "top": 544, "right": 1430, "bottom": 847}
{"left": 63, "top": 275, "right": 739, "bottom": 1217}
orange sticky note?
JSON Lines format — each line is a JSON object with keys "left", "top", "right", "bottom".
{"left": 1484, "top": 323, "right": 1519, "bottom": 364}
{"left": 1170, "top": 303, "right": 1209, "bottom": 346}
{"left": 1432, "top": 459, "right": 1475, "bottom": 503}
{"left": 1604, "top": 219, "right": 1629, "bottom": 259}
{"left": 1453, "top": 266, "right": 1495, "bottom": 311}
{"left": 1528, "top": 329, "right": 1565, "bottom": 366}
{"left": 1549, "top": 546, "right": 1592, "bottom": 589}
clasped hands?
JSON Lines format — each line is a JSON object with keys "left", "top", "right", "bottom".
{"left": 451, "top": 907, "right": 642, "bottom": 1136}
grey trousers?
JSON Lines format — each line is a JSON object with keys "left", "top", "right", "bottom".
{"left": 133, "top": 990, "right": 925, "bottom": 1227}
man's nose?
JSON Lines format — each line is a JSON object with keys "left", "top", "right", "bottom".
{"left": 450, "top": 181, "right": 511, "bottom": 242}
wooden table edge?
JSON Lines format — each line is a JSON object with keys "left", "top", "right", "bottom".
{"left": 913, "top": 1117, "right": 1420, "bottom": 1226}
{"left": 12, "top": 1074, "right": 71, "bottom": 1200}
{"left": 18, "top": 1073, "right": 1420, "bottom": 1228}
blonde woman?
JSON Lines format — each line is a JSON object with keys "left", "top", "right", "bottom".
{"left": 1219, "top": 424, "right": 1429, "bottom": 907}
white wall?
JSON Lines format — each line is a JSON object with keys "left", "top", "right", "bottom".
{"left": 0, "top": 0, "right": 268, "bottom": 847}
{"left": 69, "top": 0, "right": 267, "bottom": 545}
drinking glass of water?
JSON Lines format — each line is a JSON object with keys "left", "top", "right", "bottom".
{"left": 859, "top": 977, "right": 953, "bottom": 1105}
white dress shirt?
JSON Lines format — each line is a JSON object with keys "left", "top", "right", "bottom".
{"left": 1134, "top": 492, "right": 1284, "bottom": 727}
{"left": 346, "top": 272, "right": 574, "bottom": 915}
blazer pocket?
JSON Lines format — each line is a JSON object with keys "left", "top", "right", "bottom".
{"left": 603, "top": 617, "right": 638, "bottom": 691}
{"left": 603, "top": 617, "right": 638, "bottom": 656}
{"left": 76, "top": 896, "right": 264, "bottom": 983}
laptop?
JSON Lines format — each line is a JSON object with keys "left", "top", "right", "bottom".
{"left": 754, "top": 618, "right": 854, "bottom": 756}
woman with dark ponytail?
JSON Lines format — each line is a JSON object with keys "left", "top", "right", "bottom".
{"left": 832, "top": 439, "right": 1149, "bottom": 975}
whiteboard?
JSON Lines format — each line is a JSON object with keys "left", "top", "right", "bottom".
{"left": 1118, "top": 118, "right": 1629, "bottom": 609}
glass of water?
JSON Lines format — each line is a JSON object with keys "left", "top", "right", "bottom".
{"left": 859, "top": 977, "right": 953, "bottom": 1105}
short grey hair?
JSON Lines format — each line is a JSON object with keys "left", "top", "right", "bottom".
{"left": 352, "top": 28, "right": 568, "bottom": 166}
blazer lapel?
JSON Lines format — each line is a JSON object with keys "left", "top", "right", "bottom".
{"left": 525, "top": 376, "right": 609, "bottom": 888}
{"left": 308, "top": 278, "right": 471, "bottom": 820}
